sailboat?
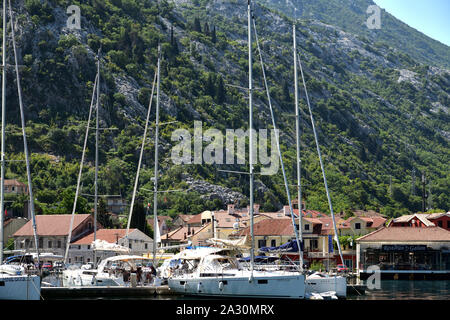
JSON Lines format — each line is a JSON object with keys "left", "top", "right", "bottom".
{"left": 290, "top": 24, "right": 347, "bottom": 298}
{"left": 167, "top": 1, "right": 305, "bottom": 299}
{"left": 0, "top": 0, "right": 41, "bottom": 300}
{"left": 63, "top": 48, "right": 101, "bottom": 271}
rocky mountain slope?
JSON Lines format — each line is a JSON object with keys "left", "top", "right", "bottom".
{"left": 2, "top": 0, "right": 449, "bottom": 220}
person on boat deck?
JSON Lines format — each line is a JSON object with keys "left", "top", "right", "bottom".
{"left": 137, "top": 267, "right": 142, "bottom": 284}
{"left": 123, "top": 269, "right": 130, "bottom": 283}
{"left": 150, "top": 265, "right": 157, "bottom": 276}
{"left": 146, "top": 270, "right": 152, "bottom": 284}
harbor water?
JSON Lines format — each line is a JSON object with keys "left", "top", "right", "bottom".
{"left": 42, "top": 274, "right": 450, "bottom": 300}
{"left": 349, "top": 280, "right": 450, "bottom": 300}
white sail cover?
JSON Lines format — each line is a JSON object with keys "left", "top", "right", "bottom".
{"left": 155, "top": 217, "right": 161, "bottom": 244}
{"left": 91, "top": 239, "right": 130, "bottom": 253}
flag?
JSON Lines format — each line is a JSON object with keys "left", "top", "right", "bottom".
{"left": 328, "top": 235, "right": 334, "bottom": 253}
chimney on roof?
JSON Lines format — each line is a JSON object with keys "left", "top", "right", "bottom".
{"left": 227, "top": 204, "right": 235, "bottom": 215}
{"left": 283, "top": 205, "right": 290, "bottom": 216}
{"left": 254, "top": 204, "right": 260, "bottom": 215}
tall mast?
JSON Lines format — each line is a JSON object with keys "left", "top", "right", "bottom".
{"left": 293, "top": 24, "right": 304, "bottom": 268}
{"left": 125, "top": 72, "right": 157, "bottom": 240}
{"left": 64, "top": 73, "right": 98, "bottom": 264}
{"left": 0, "top": 0, "right": 6, "bottom": 263}
{"left": 297, "top": 52, "right": 344, "bottom": 266}
{"left": 153, "top": 44, "right": 161, "bottom": 264}
{"left": 8, "top": 0, "right": 39, "bottom": 266}
{"left": 94, "top": 48, "right": 100, "bottom": 265}
{"left": 248, "top": 0, "right": 255, "bottom": 274}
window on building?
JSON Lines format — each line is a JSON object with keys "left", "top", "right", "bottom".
{"left": 447, "top": 221, "right": 450, "bottom": 229}
{"left": 39, "top": 239, "right": 43, "bottom": 249}
{"left": 57, "top": 241, "right": 61, "bottom": 248}
{"left": 355, "top": 223, "right": 361, "bottom": 230}
{"left": 310, "top": 239, "right": 318, "bottom": 250}
{"left": 271, "top": 239, "right": 276, "bottom": 247}
{"left": 438, "top": 221, "right": 443, "bottom": 227}
{"left": 48, "top": 241, "right": 52, "bottom": 248}
{"left": 258, "top": 239, "right": 267, "bottom": 248}
{"left": 304, "top": 224, "right": 310, "bottom": 231}
{"left": 145, "top": 243, "right": 148, "bottom": 250}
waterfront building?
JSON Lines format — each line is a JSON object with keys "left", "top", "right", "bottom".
{"left": 238, "top": 216, "right": 339, "bottom": 270}
{"left": 388, "top": 212, "right": 450, "bottom": 231}
{"left": 70, "top": 228, "right": 154, "bottom": 264}
{"left": 2, "top": 217, "right": 28, "bottom": 250}
{"left": 13, "top": 214, "right": 96, "bottom": 260}
{"left": 356, "top": 226, "right": 450, "bottom": 280}
{"left": 160, "top": 223, "right": 211, "bottom": 247}
{"left": 338, "top": 216, "right": 387, "bottom": 236}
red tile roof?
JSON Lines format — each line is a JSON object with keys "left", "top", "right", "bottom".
{"left": 187, "top": 213, "right": 202, "bottom": 225}
{"left": 14, "top": 214, "right": 93, "bottom": 237}
{"left": 176, "top": 215, "right": 192, "bottom": 222}
{"left": 71, "top": 229, "right": 138, "bottom": 245}
{"left": 240, "top": 219, "right": 294, "bottom": 237}
{"left": 4, "top": 179, "right": 27, "bottom": 187}
{"left": 345, "top": 216, "right": 387, "bottom": 229}
{"left": 357, "top": 227, "right": 450, "bottom": 242}
{"left": 162, "top": 224, "right": 210, "bottom": 241}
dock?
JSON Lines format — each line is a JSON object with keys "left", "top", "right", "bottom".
{"left": 41, "top": 285, "right": 179, "bottom": 299}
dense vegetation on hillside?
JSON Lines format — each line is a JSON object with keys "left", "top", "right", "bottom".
{"left": 2, "top": 0, "right": 449, "bottom": 227}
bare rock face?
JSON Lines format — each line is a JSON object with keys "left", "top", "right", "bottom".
{"left": 184, "top": 176, "right": 247, "bottom": 205}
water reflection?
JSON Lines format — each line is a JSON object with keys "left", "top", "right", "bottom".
{"left": 350, "top": 280, "right": 450, "bottom": 300}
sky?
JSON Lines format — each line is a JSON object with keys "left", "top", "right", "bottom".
{"left": 373, "top": 0, "right": 450, "bottom": 46}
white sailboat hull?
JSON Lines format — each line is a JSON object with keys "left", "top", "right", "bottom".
{"left": 168, "top": 271, "right": 305, "bottom": 299}
{"left": 305, "top": 275, "right": 347, "bottom": 298}
{"left": 62, "top": 269, "right": 124, "bottom": 287}
{"left": 0, "top": 274, "right": 41, "bottom": 300}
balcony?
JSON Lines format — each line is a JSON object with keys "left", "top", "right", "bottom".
{"left": 308, "top": 251, "right": 335, "bottom": 258}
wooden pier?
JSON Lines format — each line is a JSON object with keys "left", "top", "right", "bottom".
{"left": 41, "top": 285, "right": 179, "bottom": 299}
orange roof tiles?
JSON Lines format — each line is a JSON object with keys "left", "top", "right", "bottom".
{"left": 14, "top": 214, "right": 93, "bottom": 237}
{"left": 72, "top": 229, "right": 137, "bottom": 245}
{"left": 240, "top": 219, "right": 294, "bottom": 237}
{"left": 357, "top": 227, "right": 450, "bottom": 242}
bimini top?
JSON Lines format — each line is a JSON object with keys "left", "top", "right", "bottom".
{"left": 207, "top": 236, "right": 252, "bottom": 249}
{"left": 97, "top": 255, "right": 153, "bottom": 273}
{"left": 173, "top": 247, "right": 230, "bottom": 260}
